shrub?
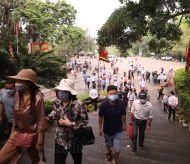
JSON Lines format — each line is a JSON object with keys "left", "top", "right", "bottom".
{"left": 77, "top": 94, "right": 91, "bottom": 102}
{"left": 86, "top": 104, "right": 94, "bottom": 111}
{"left": 174, "top": 68, "right": 190, "bottom": 111}
{"left": 100, "top": 90, "right": 107, "bottom": 96}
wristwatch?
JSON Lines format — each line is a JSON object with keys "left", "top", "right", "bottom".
{"left": 71, "top": 122, "right": 76, "bottom": 126}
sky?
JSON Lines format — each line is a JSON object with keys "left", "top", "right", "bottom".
{"left": 66, "top": 0, "right": 122, "bottom": 38}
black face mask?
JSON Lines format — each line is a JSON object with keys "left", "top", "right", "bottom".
{"left": 57, "top": 90, "right": 70, "bottom": 101}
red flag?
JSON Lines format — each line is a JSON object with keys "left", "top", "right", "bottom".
{"left": 10, "top": 44, "right": 13, "bottom": 57}
{"left": 16, "top": 22, "right": 19, "bottom": 36}
{"left": 185, "top": 42, "right": 190, "bottom": 72}
{"left": 99, "top": 48, "right": 109, "bottom": 62}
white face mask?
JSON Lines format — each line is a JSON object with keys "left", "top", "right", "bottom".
{"left": 15, "top": 83, "right": 25, "bottom": 91}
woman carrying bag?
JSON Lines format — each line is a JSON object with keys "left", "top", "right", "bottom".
{"left": 0, "top": 69, "right": 48, "bottom": 164}
{"left": 47, "top": 79, "right": 89, "bottom": 164}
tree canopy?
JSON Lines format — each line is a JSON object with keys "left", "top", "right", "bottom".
{"left": 97, "top": 0, "right": 190, "bottom": 55}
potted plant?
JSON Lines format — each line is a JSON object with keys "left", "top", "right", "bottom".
{"left": 178, "top": 115, "right": 184, "bottom": 123}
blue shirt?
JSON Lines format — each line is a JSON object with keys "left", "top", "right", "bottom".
{"left": 0, "top": 89, "right": 14, "bottom": 123}
{"left": 101, "top": 80, "right": 106, "bottom": 85}
{"left": 99, "top": 99, "right": 126, "bottom": 136}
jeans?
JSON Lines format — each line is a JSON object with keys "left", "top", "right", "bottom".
{"left": 132, "top": 117, "right": 147, "bottom": 152}
{"left": 55, "top": 142, "right": 82, "bottom": 164}
{"left": 6, "top": 121, "right": 13, "bottom": 137}
{"left": 168, "top": 105, "right": 176, "bottom": 120}
{"left": 163, "top": 102, "right": 168, "bottom": 111}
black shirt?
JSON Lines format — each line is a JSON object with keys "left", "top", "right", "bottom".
{"left": 99, "top": 99, "right": 126, "bottom": 136}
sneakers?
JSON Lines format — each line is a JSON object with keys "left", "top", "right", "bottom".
{"left": 131, "top": 152, "right": 136, "bottom": 157}
{"left": 139, "top": 146, "right": 144, "bottom": 150}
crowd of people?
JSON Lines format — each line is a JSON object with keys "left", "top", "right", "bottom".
{"left": 0, "top": 57, "right": 178, "bottom": 164}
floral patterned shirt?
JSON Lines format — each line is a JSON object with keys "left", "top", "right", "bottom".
{"left": 47, "top": 98, "right": 89, "bottom": 149}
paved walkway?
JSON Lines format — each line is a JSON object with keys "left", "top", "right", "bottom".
{"left": 1, "top": 57, "right": 190, "bottom": 164}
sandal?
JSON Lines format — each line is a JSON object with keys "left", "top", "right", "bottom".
{"left": 105, "top": 150, "right": 112, "bottom": 161}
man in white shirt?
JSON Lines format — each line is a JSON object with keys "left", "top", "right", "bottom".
{"left": 89, "top": 85, "right": 98, "bottom": 111}
{"left": 139, "top": 79, "right": 147, "bottom": 90}
{"left": 167, "top": 91, "right": 178, "bottom": 120}
{"left": 127, "top": 89, "right": 136, "bottom": 113}
{"left": 91, "top": 75, "right": 96, "bottom": 87}
{"left": 130, "top": 90, "right": 153, "bottom": 157}
{"left": 162, "top": 94, "right": 168, "bottom": 112}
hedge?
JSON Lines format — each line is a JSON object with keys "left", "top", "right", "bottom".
{"left": 174, "top": 68, "right": 190, "bottom": 111}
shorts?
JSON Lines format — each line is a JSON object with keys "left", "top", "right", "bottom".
{"left": 104, "top": 133, "right": 123, "bottom": 153}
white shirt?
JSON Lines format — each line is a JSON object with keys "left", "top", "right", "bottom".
{"left": 91, "top": 76, "right": 96, "bottom": 82}
{"left": 168, "top": 95, "right": 178, "bottom": 106}
{"left": 139, "top": 80, "right": 147, "bottom": 87}
{"left": 131, "top": 99, "right": 153, "bottom": 120}
{"left": 87, "top": 77, "right": 90, "bottom": 82}
{"left": 127, "top": 92, "right": 136, "bottom": 101}
{"left": 114, "top": 81, "right": 117, "bottom": 87}
{"left": 89, "top": 89, "right": 98, "bottom": 99}
{"left": 163, "top": 95, "right": 168, "bottom": 103}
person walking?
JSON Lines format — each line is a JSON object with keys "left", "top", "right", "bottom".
{"left": 87, "top": 76, "right": 90, "bottom": 89}
{"left": 162, "top": 93, "right": 168, "bottom": 112}
{"left": 0, "top": 78, "right": 16, "bottom": 137}
{"left": 99, "top": 85, "right": 126, "bottom": 164}
{"left": 127, "top": 89, "right": 136, "bottom": 113}
{"left": 101, "top": 79, "right": 106, "bottom": 91}
{"left": 130, "top": 90, "right": 153, "bottom": 157}
{"left": 47, "top": 79, "right": 89, "bottom": 164}
{"left": 0, "top": 69, "right": 48, "bottom": 164}
{"left": 167, "top": 91, "right": 178, "bottom": 121}
{"left": 157, "top": 84, "right": 164, "bottom": 100}
{"left": 83, "top": 73, "right": 88, "bottom": 85}
{"left": 89, "top": 85, "right": 98, "bottom": 111}
{"left": 108, "top": 72, "right": 112, "bottom": 84}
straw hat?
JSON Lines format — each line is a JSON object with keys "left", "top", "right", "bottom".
{"left": 53, "top": 79, "right": 77, "bottom": 95}
{"left": 8, "top": 69, "right": 40, "bottom": 87}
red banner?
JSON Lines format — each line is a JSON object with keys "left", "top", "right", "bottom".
{"left": 30, "top": 42, "right": 49, "bottom": 52}
{"left": 185, "top": 42, "right": 190, "bottom": 72}
{"left": 16, "top": 22, "right": 19, "bottom": 36}
{"left": 99, "top": 48, "right": 109, "bottom": 62}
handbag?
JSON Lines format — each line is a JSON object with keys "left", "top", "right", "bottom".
{"left": 128, "top": 124, "right": 133, "bottom": 140}
{"left": 73, "top": 126, "right": 95, "bottom": 145}
{"left": 15, "top": 132, "right": 35, "bottom": 148}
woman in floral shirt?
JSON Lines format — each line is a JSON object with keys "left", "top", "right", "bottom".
{"left": 47, "top": 79, "right": 89, "bottom": 164}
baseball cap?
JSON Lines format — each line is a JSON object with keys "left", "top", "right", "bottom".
{"left": 139, "top": 91, "right": 147, "bottom": 104}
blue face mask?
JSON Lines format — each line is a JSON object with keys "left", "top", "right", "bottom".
{"left": 57, "top": 90, "right": 70, "bottom": 101}
{"left": 108, "top": 95, "right": 117, "bottom": 101}
{"left": 6, "top": 89, "right": 15, "bottom": 95}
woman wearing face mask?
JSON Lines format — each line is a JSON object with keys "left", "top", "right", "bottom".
{"left": 47, "top": 79, "right": 89, "bottom": 164}
{"left": 99, "top": 85, "right": 126, "bottom": 164}
{"left": 0, "top": 69, "right": 48, "bottom": 164}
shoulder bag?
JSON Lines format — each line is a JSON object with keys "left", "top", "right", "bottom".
{"left": 15, "top": 132, "right": 35, "bottom": 148}
{"left": 73, "top": 126, "right": 95, "bottom": 145}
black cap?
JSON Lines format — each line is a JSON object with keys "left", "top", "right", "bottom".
{"left": 139, "top": 91, "right": 147, "bottom": 99}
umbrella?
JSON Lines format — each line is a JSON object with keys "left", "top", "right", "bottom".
{"left": 87, "top": 52, "right": 94, "bottom": 55}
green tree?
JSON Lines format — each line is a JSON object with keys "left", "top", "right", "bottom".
{"left": 13, "top": 0, "right": 76, "bottom": 44}
{"left": 97, "top": 0, "right": 190, "bottom": 54}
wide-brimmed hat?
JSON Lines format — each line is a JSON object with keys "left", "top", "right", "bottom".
{"left": 53, "top": 79, "right": 77, "bottom": 95}
{"left": 8, "top": 69, "right": 40, "bottom": 88}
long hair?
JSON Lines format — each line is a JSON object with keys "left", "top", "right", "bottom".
{"left": 18, "top": 81, "right": 40, "bottom": 113}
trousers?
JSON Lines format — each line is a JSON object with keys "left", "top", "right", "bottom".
{"left": 54, "top": 142, "right": 82, "bottom": 164}
{"left": 132, "top": 117, "right": 147, "bottom": 152}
